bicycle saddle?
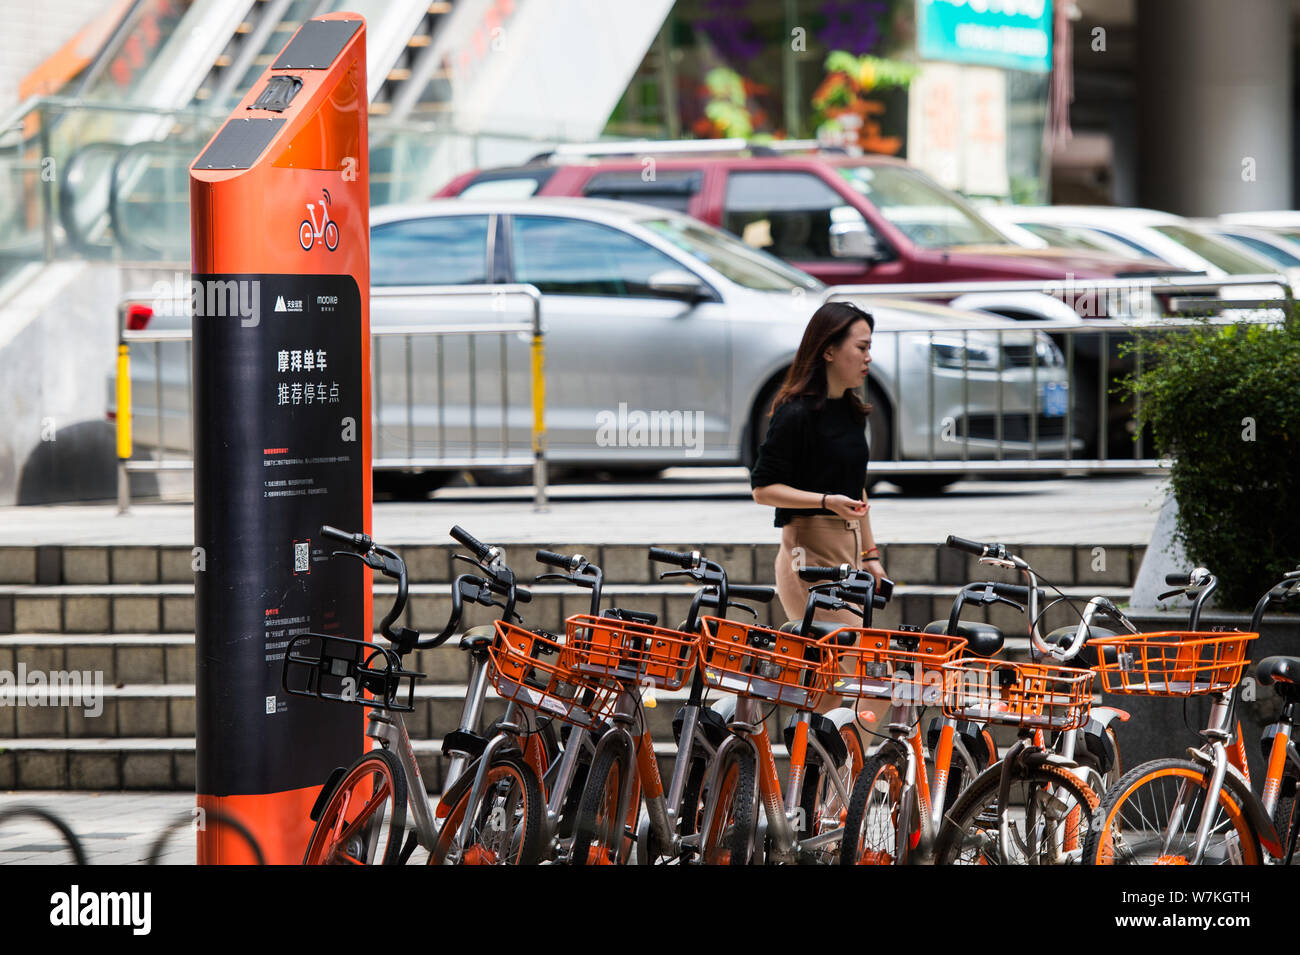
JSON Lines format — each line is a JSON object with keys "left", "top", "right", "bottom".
{"left": 923, "top": 620, "right": 1003, "bottom": 657}
{"left": 458, "top": 624, "right": 497, "bottom": 651}
{"left": 778, "top": 619, "right": 854, "bottom": 643}
{"left": 1257, "top": 656, "right": 1300, "bottom": 697}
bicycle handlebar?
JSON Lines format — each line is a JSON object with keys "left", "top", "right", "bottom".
{"left": 450, "top": 525, "right": 492, "bottom": 562}
{"left": 798, "top": 564, "right": 853, "bottom": 583}
{"left": 536, "top": 549, "right": 575, "bottom": 569}
{"left": 321, "top": 524, "right": 367, "bottom": 549}
{"left": 946, "top": 534, "right": 987, "bottom": 556}
{"left": 1165, "top": 572, "right": 1192, "bottom": 587}
{"left": 728, "top": 584, "right": 775, "bottom": 603}
{"left": 650, "top": 547, "right": 699, "bottom": 569}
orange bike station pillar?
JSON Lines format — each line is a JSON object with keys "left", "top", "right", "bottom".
{"left": 188, "top": 14, "right": 370, "bottom": 864}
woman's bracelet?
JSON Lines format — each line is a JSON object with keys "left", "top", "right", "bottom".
{"left": 861, "top": 547, "right": 881, "bottom": 561}
{"left": 820, "top": 493, "right": 828, "bottom": 510}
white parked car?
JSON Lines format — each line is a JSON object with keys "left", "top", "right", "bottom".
{"left": 984, "top": 206, "right": 1286, "bottom": 297}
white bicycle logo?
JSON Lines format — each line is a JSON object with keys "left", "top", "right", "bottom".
{"left": 299, "top": 188, "right": 340, "bottom": 251}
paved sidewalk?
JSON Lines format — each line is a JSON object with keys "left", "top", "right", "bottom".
{"left": 0, "top": 792, "right": 195, "bottom": 865}
{"left": 0, "top": 472, "right": 1168, "bottom": 546}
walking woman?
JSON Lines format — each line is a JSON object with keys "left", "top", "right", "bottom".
{"left": 750, "top": 300, "right": 887, "bottom": 625}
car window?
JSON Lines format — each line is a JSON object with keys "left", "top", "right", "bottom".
{"left": 582, "top": 170, "right": 700, "bottom": 213}
{"left": 836, "top": 164, "right": 1008, "bottom": 248}
{"left": 722, "top": 170, "right": 871, "bottom": 261}
{"left": 370, "top": 216, "right": 490, "bottom": 286}
{"left": 1218, "top": 232, "right": 1300, "bottom": 267}
{"left": 510, "top": 215, "right": 689, "bottom": 296}
{"left": 641, "top": 217, "right": 822, "bottom": 292}
{"left": 1090, "top": 228, "right": 1162, "bottom": 259}
{"left": 1151, "top": 225, "right": 1275, "bottom": 274}
{"left": 1020, "top": 222, "right": 1141, "bottom": 256}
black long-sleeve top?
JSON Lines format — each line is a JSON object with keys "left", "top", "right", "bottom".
{"left": 748, "top": 393, "right": 869, "bottom": 527}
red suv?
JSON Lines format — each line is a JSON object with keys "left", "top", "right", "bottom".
{"left": 436, "top": 148, "right": 1179, "bottom": 292}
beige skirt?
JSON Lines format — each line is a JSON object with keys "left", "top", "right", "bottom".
{"left": 774, "top": 516, "right": 889, "bottom": 722}
{"left": 774, "top": 516, "right": 864, "bottom": 626}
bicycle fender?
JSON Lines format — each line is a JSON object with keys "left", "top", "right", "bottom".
{"left": 309, "top": 765, "right": 348, "bottom": 822}
{"left": 1187, "top": 747, "right": 1282, "bottom": 856}
{"left": 1089, "top": 705, "right": 1130, "bottom": 728}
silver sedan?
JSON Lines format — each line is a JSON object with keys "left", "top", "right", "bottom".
{"left": 114, "top": 197, "right": 1073, "bottom": 491}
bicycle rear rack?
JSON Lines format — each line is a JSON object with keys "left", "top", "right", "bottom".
{"left": 282, "top": 633, "right": 423, "bottom": 712}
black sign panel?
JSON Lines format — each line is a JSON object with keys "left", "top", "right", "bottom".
{"left": 273, "top": 18, "right": 362, "bottom": 69}
{"left": 193, "top": 118, "right": 286, "bottom": 171}
{"left": 193, "top": 273, "right": 364, "bottom": 796}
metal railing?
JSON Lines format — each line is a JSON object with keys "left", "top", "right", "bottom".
{"left": 825, "top": 274, "right": 1294, "bottom": 475}
{"left": 114, "top": 285, "right": 548, "bottom": 511}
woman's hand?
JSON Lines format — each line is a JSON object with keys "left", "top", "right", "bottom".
{"left": 860, "top": 557, "right": 887, "bottom": 589}
{"left": 824, "top": 494, "right": 868, "bottom": 520}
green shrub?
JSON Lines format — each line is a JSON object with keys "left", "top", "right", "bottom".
{"left": 1120, "top": 317, "right": 1300, "bottom": 609}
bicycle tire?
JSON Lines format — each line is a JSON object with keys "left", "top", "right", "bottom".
{"left": 699, "top": 745, "right": 758, "bottom": 865}
{"left": 800, "top": 722, "right": 864, "bottom": 861}
{"left": 1274, "top": 769, "right": 1299, "bottom": 864}
{"left": 934, "top": 761, "right": 1098, "bottom": 865}
{"left": 149, "top": 808, "right": 265, "bottom": 865}
{"left": 0, "top": 806, "right": 88, "bottom": 864}
{"left": 303, "top": 748, "right": 407, "bottom": 865}
{"left": 1083, "top": 757, "right": 1263, "bottom": 865}
{"left": 430, "top": 751, "right": 544, "bottom": 865}
{"left": 570, "top": 736, "right": 634, "bottom": 866}
{"left": 840, "top": 750, "right": 908, "bottom": 865}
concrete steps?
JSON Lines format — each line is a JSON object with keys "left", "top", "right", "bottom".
{"left": 0, "top": 540, "right": 1142, "bottom": 790}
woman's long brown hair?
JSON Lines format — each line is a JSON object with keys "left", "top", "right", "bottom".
{"left": 769, "top": 301, "right": 875, "bottom": 418}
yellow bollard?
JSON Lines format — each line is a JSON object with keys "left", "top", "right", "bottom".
{"left": 116, "top": 343, "right": 132, "bottom": 460}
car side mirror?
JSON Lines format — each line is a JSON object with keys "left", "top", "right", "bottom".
{"left": 829, "top": 222, "right": 882, "bottom": 261}
{"left": 648, "top": 269, "right": 710, "bottom": 302}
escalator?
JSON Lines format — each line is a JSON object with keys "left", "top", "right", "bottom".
{"left": 0, "top": 0, "right": 458, "bottom": 281}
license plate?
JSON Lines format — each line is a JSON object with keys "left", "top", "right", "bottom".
{"left": 1040, "top": 382, "right": 1068, "bottom": 418}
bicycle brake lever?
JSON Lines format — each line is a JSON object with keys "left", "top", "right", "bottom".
{"left": 659, "top": 570, "right": 701, "bottom": 582}
{"left": 534, "top": 573, "right": 569, "bottom": 583}
{"left": 1157, "top": 588, "right": 1184, "bottom": 601}
{"left": 991, "top": 595, "right": 1026, "bottom": 612}
{"left": 333, "top": 549, "right": 383, "bottom": 571}
{"left": 727, "top": 601, "right": 759, "bottom": 620}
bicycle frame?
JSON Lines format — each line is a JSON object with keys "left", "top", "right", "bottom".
{"left": 1152, "top": 572, "right": 1300, "bottom": 865}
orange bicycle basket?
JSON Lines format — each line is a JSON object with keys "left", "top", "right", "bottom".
{"left": 820, "top": 629, "right": 967, "bottom": 703}
{"left": 1086, "top": 630, "right": 1258, "bottom": 696}
{"left": 562, "top": 614, "right": 698, "bottom": 691}
{"left": 490, "top": 621, "right": 617, "bottom": 728}
{"left": 698, "top": 616, "right": 832, "bottom": 709}
{"left": 942, "top": 658, "right": 1094, "bottom": 731}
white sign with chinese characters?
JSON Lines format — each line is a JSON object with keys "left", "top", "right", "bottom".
{"left": 907, "top": 63, "right": 1009, "bottom": 197}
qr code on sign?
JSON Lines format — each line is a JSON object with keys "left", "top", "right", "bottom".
{"left": 294, "top": 541, "right": 310, "bottom": 574}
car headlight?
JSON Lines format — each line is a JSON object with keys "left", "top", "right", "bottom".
{"left": 930, "top": 340, "right": 998, "bottom": 370}
{"left": 1034, "top": 332, "right": 1065, "bottom": 367}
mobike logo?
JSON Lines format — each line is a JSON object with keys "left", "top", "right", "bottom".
{"left": 298, "top": 188, "right": 340, "bottom": 252}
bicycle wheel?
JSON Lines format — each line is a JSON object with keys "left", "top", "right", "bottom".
{"left": 1274, "top": 770, "right": 1299, "bottom": 864}
{"left": 934, "top": 761, "right": 1098, "bottom": 865}
{"left": 699, "top": 745, "right": 758, "bottom": 865}
{"left": 570, "top": 737, "right": 634, "bottom": 866}
{"left": 303, "top": 748, "right": 407, "bottom": 865}
{"left": 1083, "top": 758, "right": 1263, "bottom": 865}
{"left": 840, "top": 750, "right": 908, "bottom": 865}
{"left": 801, "top": 723, "right": 864, "bottom": 859}
{"left": 0, "top": 806, "right": 88, "bottom": 864}
{"left": 430, "top": 751, "right": 544, "bottom": 865}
